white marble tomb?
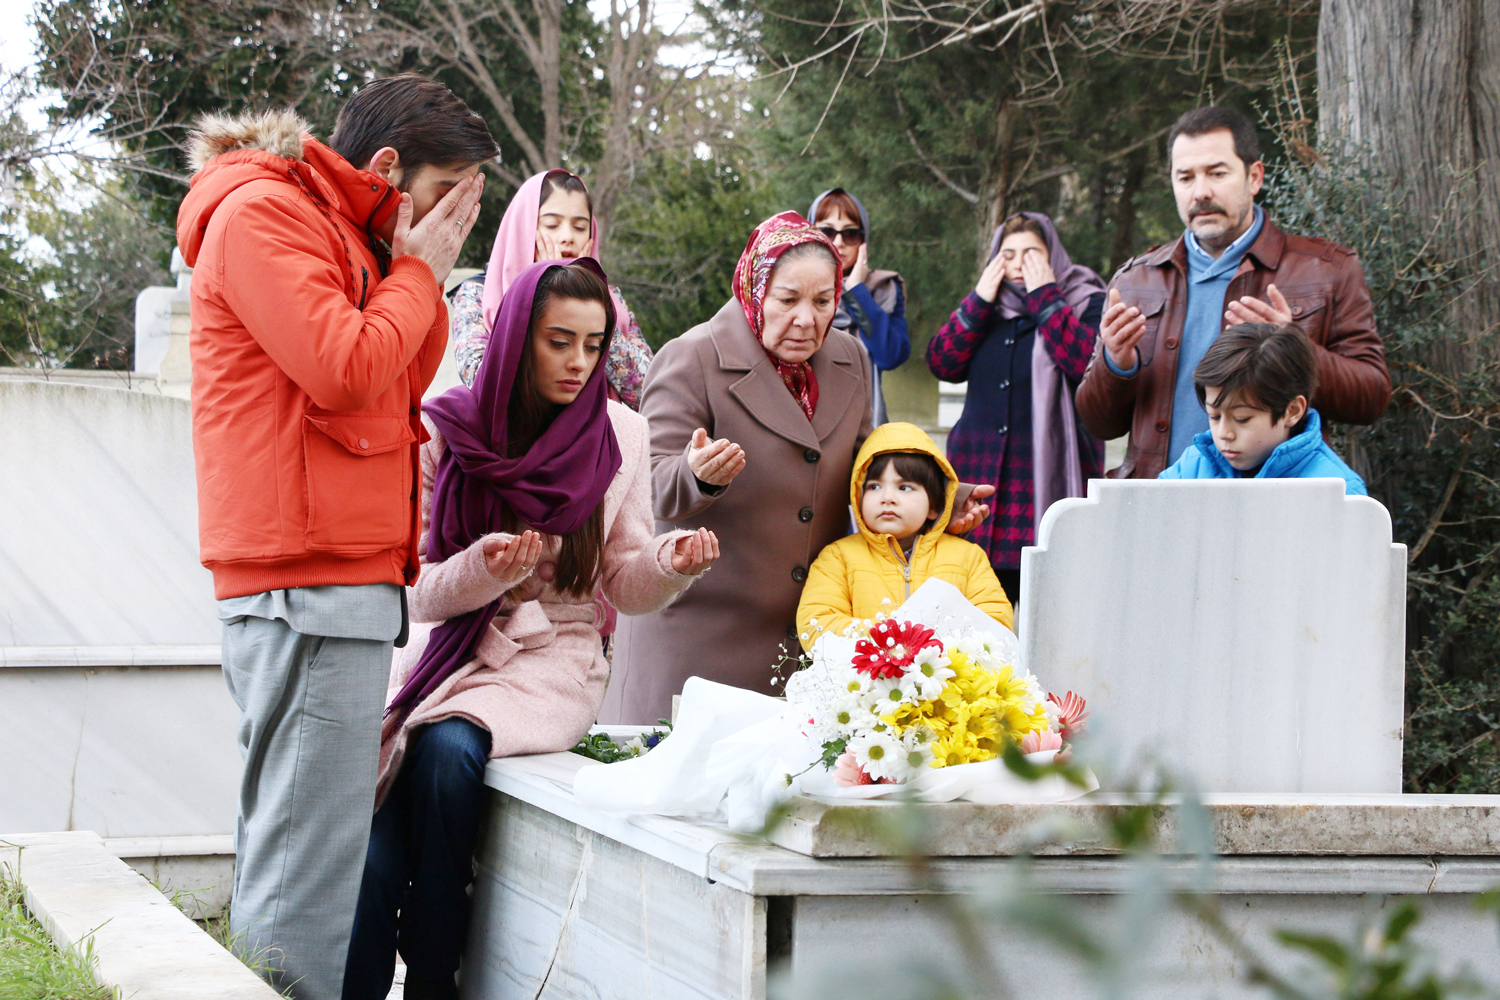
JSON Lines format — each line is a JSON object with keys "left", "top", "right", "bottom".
{"left": 1019, "top": 478, "right": 1406, "bottom": 794}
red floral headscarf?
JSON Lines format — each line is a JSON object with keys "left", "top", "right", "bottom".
{"left": 731, "top": 211, "right": 843, "bottom": 420}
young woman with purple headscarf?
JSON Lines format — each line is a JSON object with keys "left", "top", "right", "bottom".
{"left": 342, "top": 258, "right": 717, "bottom": 1000}
{"left": 926, "top": 212, "right": 1107, "bottom": 607}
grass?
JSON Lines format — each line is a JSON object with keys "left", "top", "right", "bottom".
{"left": 159, "top": 884, "right": 293, "bottom": 996}
{"left": 0, "top": 861, "right": 114, "bottom": 1000}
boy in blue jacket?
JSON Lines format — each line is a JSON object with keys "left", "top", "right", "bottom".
{"left": 1159, "top": 322, "right": 1367, "bottom": 495}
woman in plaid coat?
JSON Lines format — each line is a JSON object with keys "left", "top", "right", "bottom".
{"left": 926, "top": 213, "right": 1106, "bottom": 606}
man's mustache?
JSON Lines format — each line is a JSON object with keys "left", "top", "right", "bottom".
{"left": 1189, "top": 201, "right": 1230, "bottom": 219}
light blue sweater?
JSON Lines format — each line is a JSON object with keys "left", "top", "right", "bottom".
{"left": 1158, "top": 408, "right": 1368, "bottom": 495}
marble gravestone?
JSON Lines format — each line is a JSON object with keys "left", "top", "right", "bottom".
{"left": 1019, "top": 478, "right": 1406, "bottom": 794}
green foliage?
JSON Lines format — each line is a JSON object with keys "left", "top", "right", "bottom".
{"left": 605, "top": 146, "right": 777, "bottom": 348}
{"left": 0, "top": 170, "right": 170, "bottom": 370}
{"left": 715, "top": 0, "right": 1315, "bottom": 355}
{"left": 571, "top": 725, "right": 672, "bottom": 763}
{"left": 0, "top": 861, "right": 113, "bottom": 1000}
{"left": 35, "top": 0, "right": 362, "bottom": 222}
{"left": 1261, "top": 139, "right": 1500, "bottom": 793}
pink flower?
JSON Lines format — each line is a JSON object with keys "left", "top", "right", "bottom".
{"left": 831, "top": 751, "right": 894, "bottom": 787}
{"left": 852, "top": 620, "right": 942, "bottom": 680}
{"left": 1021, "top": 730, "right": 1064, "bottom": 754}
{"left": 1048, "top": 691, "right": 1090, "bottom": 740}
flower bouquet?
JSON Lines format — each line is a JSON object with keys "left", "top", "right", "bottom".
{"left": 785, "top": 609, "right": 1092, "bottom": 800}
{"left": 572, "top": 580, "right": 1094, "bottom": 827}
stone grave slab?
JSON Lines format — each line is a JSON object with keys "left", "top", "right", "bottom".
{"left": 1019, "top": 479, "right": 1405, "bottom": 794}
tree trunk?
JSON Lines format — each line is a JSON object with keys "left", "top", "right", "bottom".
{"left": 1317, "top": 0, "right": 1500, "bottom": 372}
{"left": 534, "top": 0, "right": 563, "bottom": 167}
{"left": 980, "top": 100, "right": 1017, "bottom": 263}
{"left": 590, "top": 0, "right": 657, "bottom": 255}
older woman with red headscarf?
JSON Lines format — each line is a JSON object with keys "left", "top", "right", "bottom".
{"left": 602, "top": 212, "right": 991, "bottom": 725}
{"left": 343, "top": 258, "right": 717, "bottom": 1000}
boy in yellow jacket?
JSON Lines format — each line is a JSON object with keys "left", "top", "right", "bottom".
{"left": 797, "top": 422, "right": 1014, "bottom": 650}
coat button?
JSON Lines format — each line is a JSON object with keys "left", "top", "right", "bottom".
{"left": 997, "top": 424, "right": 1008, "bottom": 435}
{"left": 998, "top": 379, "right": 1010, "bottom": 390}
{"left": 358, "top": 438, "right": 370, "bottom": 449}
{"left": 804, "top": 449, "right": 820, "bottom": 463}
{"left": 786, "top": 624, "right": 798, "bottom": 639}
{"left": 1002, "top": 337, "right": 1015, "bottom": 346}
{"left": 1292, "top": 304, "right": 1303, "bottom": 316}
{"left": 791, "top": 566, "right": 808, "bottom": 583}
{"left": 1165, "top": 337, "right": 1179, "bottom": 349}
{"left": 1155, "top": 419, "right": 1169, "bottom": 433}
{"left": 410, "top": 405, "right": 419, "bottom": 416}
{"left": 798, "top": 507, "right": 814, "bottom": 522}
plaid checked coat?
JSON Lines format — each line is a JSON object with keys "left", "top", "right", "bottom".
{"left": 927, "top": 284, "right": 1106, "bottom": 570}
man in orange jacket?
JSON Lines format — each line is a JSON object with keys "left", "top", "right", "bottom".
{"left": 176, "top": 75, "right": 496, "bottom": 1000}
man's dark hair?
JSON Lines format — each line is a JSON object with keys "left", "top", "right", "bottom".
{"left": 330, "top": 74, "right": 499, "bottom": 173}
{"left": 1167, "top": 106, "right": 1261, "bottom": 170}
{"left": 865, "top": 451, "right": 950, "bottom": 533}
{"left": 1194, "top": 323, "right": 1319, "bottom": 422}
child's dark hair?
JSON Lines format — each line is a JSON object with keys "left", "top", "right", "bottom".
{"left": 1193, "top": 322, "right": 1318, "bottom": 422}
{"left": 865, "top": 451, "right": 950, "bottom": 532}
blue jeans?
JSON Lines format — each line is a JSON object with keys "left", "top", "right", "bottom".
{"left": 342, "top": 717, "right": 492, "bottom": 1000}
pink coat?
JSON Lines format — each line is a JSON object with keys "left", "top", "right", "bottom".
{"left": 377, "top": 400, "right": 697, "bottom": 802}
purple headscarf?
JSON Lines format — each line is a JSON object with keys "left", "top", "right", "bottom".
{"left": 387, "top": 257, "right": 622, "bottom": 719}
{"left": 989, "top": 211, "right": 1106, "bottom": 321}
{"left": 988, "top": 212, "right": 1107, "bottom": 531}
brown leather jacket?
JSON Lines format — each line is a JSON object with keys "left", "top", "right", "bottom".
{"left": 1075, "top": 215, "right": 1391, "bottom": 480}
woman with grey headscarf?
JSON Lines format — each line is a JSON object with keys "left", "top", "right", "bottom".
{"left": 925, "top": 211, "right": 1106, "bottom": 609}
{"left": 808, "top": 188, "right": 910, "bottom": 424}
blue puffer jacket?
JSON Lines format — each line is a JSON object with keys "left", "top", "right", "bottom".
{"left": 1159, "top": 408, "right": 1368, "bottom": 495}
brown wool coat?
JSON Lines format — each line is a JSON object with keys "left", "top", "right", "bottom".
{"left": 600, "top": 299, "right": 875, "bottom": 724}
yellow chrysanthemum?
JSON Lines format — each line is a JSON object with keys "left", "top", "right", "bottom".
{"left": 870, "top": 643, "right": 1047, "bottom": 769}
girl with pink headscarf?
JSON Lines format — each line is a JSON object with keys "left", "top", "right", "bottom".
{"left": 449, "top": 170, "right": 654, "bottom": 408}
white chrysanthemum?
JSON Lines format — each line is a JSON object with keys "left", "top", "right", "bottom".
{"left": 909, "top": 646, "right": 955, "bottom": 699}
{"left": 825, "top": 695, "right": 877, "bottom": 737}
{"left": 848, "top": 730, "right": 903, "bottom": 782}
{"left": 870, "top": 674, "right": 918, "bottom": 710}
{"left": 889, "top": 732, "right": 936, "bottom": 781}
{"left": 1043, "top": 696, "right": 1062, "bottom": 731}
{"left": 1018, "top": 675, "right": 1046, "bottom": 715}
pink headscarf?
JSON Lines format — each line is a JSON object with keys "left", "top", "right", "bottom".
{"left": 479, "top": 169, "right": 627, "bottom": 338}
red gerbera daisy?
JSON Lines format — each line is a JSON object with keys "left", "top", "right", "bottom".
{"left": 852, "top": 620, "right": 943, "bottom": 680}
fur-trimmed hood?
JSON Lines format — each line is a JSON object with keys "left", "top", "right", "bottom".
{"left": 176, "top": 109, "right": 399, "bottom": 270}
{"left": 185, "top": 109, "right": 310, "bottom": 171}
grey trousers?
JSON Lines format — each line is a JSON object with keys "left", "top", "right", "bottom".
{"left": 221, "top": 614, "right": 393, "bottom": 1000}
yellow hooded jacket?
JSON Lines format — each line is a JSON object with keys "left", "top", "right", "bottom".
{"left": 796, "top": 422, "right": 1014, "bottom": 650}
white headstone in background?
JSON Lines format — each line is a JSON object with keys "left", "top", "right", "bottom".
{"left": 1020, "top": 478, "right": 1406, "bottom": 794}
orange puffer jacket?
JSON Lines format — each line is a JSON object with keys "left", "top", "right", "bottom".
{"left": 177, "top": 110, "right": 448, "bottom": 599}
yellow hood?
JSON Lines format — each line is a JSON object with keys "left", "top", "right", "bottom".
{"left": 850, "top": 422, "right": 957, "bottom": 553}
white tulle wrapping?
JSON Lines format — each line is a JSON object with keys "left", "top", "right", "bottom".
{"left": 572, "top": 580, "right": 1095, "bottom": 831}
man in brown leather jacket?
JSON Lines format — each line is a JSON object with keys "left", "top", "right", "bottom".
{"left": 1075, "top": 106, "right": 1391, "bottom": 480}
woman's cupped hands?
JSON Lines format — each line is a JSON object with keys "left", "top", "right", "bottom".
{"left": 482, "top": 530, "right": 543, "bottom": 586}
{"left": 671, "top": 526, "right": 721, "bottom": 575}
{"left": 688, "top": 427, "right": 746, "bottom": 487}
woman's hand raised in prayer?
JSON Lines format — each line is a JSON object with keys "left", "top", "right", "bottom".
{"left": 844, "top": 243, "right": 870, "bottom": 291}
{"left": 482, "top": 530, "right": 543, "bottom": 587}
{"left": 1019, "top": 247, "right": 1057, "bottom": 293}
{"left": 975, "top": 251, "right": 1008, "bottom": 304}
{"left": 671, "top": 527, "right": 721, "bottom": 575}
{"left": 688, "top": 427, "right": 746, "bottom": 488}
